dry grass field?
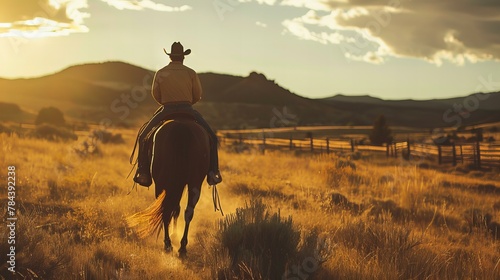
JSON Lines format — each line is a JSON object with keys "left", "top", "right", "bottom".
{"left": 1, "top": 129, "right": 499, "bottom": 279}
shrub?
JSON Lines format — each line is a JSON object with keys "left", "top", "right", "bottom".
{"left": 207, "top": 199, "right": 332, "bottom": 279}
{"left": 35, "top": 107, "right": 66, "bottom": 126}
{"left": 30, "top": 124, "right": 77, "bottom": 141}
{"left": 92, "top": 129, "right": 124, "bottom": 144}
{"left": 73, "top": 137, "right": 100, "bottom": 157}
{"left": 214, "top": 199, "right": 300, "bottom": 279}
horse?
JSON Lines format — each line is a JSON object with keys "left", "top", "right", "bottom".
{"left": 127, "top": 116, "right": 210, "bottom": 255}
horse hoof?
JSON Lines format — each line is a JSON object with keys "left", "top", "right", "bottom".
{"left": 178, "top": 247, "right": 187, "bottom": 257}
{"left": 164, "top": 245, "right": 173, "bottom": 253}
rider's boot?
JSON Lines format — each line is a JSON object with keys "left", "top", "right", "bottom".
{"left": 133, "top": 143, "right": 152, "bottom": 187}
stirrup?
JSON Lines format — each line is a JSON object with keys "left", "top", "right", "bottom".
{"left": 134, "top": 171, "right": 152, "bottom": 187}
{"left": 207, "top": 170, "right": 222, "bottom": 185}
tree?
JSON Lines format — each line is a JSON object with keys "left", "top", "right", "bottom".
{"left": 35, "top": 107, "right": 66, "bottom": 126}
{"left": 369, "top": 115, "right": 393, "bottom": 145}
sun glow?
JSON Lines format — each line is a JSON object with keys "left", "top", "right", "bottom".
{"left": 0, "top": 17, "right": 88, "bottom": 38}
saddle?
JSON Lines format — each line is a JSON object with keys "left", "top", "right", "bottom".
{"left": 130, "top": 110, "right": 198, "bottom": 167}
{"left": 163, "top": 111, "right": 196, "bottom": 122}
{"left": 148, "top": 110, "right": 196, "bottom": 137}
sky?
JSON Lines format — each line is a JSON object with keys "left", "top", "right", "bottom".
{"left": 1, "top": 0, "right": 500, "bottom": 100}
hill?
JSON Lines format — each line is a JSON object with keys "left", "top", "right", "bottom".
{"left": 322, "top": 92, "right": 500, "bottom": 128}
{"left": 0, "top": 61, "right": 499, "bottom": 129}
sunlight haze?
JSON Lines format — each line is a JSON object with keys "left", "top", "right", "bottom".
{"left": 1, "top": 0, "right": 500, "bottom": 100}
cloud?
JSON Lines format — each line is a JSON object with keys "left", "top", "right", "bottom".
{"left": 239, "top": 0, "right": 278, "bottom": 5}
{"left": 256, "top": 21, "right": 268, "bottom": 28}
{"left": 0, "top": 0, "right": 89, "bottom": 37}
{"left": 246, "top": 0, "right": 500, "bottom": 64}
{"left": 257, "top": 0, "right": 278, "bottom": 5}
{"left": 321, "top": 0, "right": 500, "bottom": 65}
{"left": 100, "top": 0, "right": 191, "bottom": 12}
{"left": 0, "top": 0, "right": 191, "bottom": 38}
{"left": 0, "top": 17, "right": 89, "bottom": 38}
{"left": 279, "top": 0, "right": 332, "bottom": 11}
{"left": 281, "top": 11, "right": 355, "bottom": 45}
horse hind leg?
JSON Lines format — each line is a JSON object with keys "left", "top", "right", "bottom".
{"left": 170, "top": 205, "right": 181, "bottom": 240}
{"left": 179, "top": 184, "right": 202, "bottom": 256}
{"left": 163, "top": 221, "right": 172, "bottom": 252}
{"left": 172, "top": 205, "right": 180, "bottom": 233}
{"left": 163, "top": 192, "right": 182, "bottom": 253}
{"left": 163, "top": 205, "right": 174, "bottom": 252}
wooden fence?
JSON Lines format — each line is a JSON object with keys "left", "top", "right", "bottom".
{"left": 218, "top": 133, "right": 500, "bottom": 169}
{"left": 411, "top": 142, "right": 500, "bottom": 168}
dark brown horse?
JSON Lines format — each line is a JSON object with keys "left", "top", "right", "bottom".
{"left": 127, "top": 118, "right": 210, "bottom": 255}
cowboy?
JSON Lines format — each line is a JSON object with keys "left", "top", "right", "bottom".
{"left": 133, "top": 42, "right": 222, "bottom": 187}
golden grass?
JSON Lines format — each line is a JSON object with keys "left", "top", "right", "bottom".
{"left": 0, "top": 131, "right": 499, "bottom": 279}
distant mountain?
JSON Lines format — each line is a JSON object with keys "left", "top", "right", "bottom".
{"left": 0, "top": 62, "right": 159, "bottom": 126}
{"left": 0, "top": 61, "right": 499, "bottom": 129}
{"left": 323, "top": 93, "right": 500, "bottom": 111}
{"left": 322, "top": 94, "right": 387, "bottom": 105}
{"left": 322, "top": 92, "right": 500, "bottom": 128}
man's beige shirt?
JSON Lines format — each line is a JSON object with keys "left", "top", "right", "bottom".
{"left": 152, "top": 61, "right": 202, "bottom": 105}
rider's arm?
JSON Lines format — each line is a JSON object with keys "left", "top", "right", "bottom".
{"left": 152, "top": 72, "right": 162, "bottom": 104}
{"left": 192, "top": 73, "right": 202, "bottom": 104}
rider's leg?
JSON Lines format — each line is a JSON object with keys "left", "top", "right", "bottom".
{"left": 191, "top": 110, "right": 222, "bottom": 185}
{"left": 134, "top": 106, "right": 170, "bottom": 186}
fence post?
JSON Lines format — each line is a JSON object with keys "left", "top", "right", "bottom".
{"left": 476, "top": 141, "right": 481, "bottom": 169}
{"left": 310, "top": 137, "right": 314, "bottom": 153}
{"left": 262, "top": 133, "right": 266, "bottom": 154}
{"left": 406, "top": 139, "right": 411, "bottom": 160}
{"left": 238, "top": 134, "right": 242, "bottom": 144}
{"left": 386, "top": 143, "right": 390, "bottom": 158}
{"left": 326, "top": 138, "right": 330, "bottom": 154}
{"left": 437, "top": 145, "right": 442, "bottom": 165}
{"left": 350, "top": 139, "right": 355, "bottom": 152}
{"left": 452, "top": 143, "right": 457, "bottom": 166}
{"left": 472, "top": 144, "right": 477, "bottom": 166}
{"left": 289, "top": 134, "right": 293, "bottom": 150}
{"left": 394, "top": 143, "right": 398, "bottom": 158}
{"left": 460, "top": 145, "right": 463, "bottom": 164}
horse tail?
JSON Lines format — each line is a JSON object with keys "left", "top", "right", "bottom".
{"left": 126, "top": 190, "right": 166, "bottom": 238}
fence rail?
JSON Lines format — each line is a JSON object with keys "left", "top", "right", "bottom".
{"left": 218, "top": 133, "right": 500, "bottom": 168}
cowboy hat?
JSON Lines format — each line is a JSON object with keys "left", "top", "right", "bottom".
{"left": 164, "top": 42, "right": 191, "bottom": 56}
